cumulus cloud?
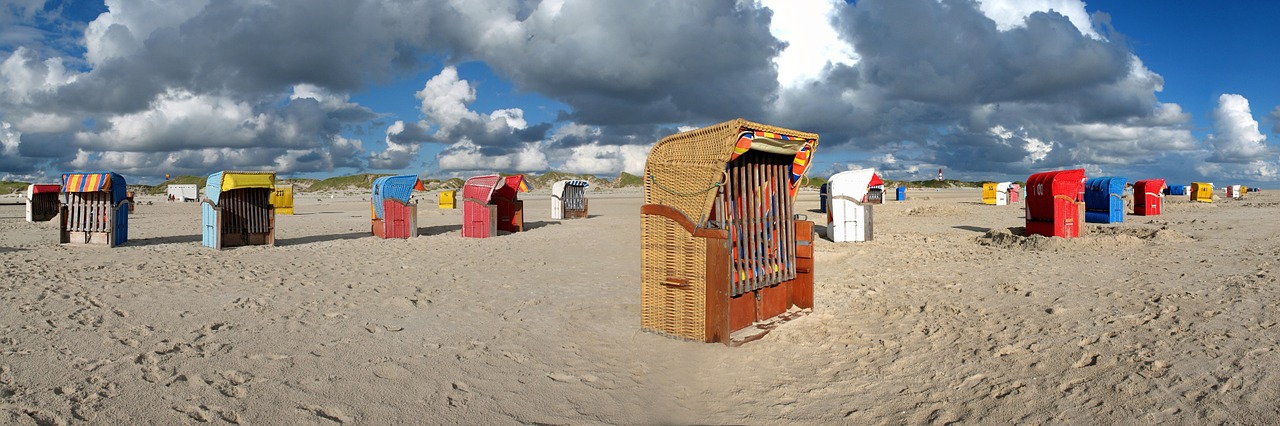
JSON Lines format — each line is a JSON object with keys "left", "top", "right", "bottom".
{"left": 436, "top": 140, "right": 548, "bottom": 172}
{"left": 1208, "top": 94, "right": 1270, "bottom": 162}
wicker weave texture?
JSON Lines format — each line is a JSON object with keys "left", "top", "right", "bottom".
{"left": 640, "top": 118, "right": 817, "bottom": 341}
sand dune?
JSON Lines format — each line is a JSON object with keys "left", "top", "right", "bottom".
{"left": 1, "top": 188, "right": 1277, "bottom": 424}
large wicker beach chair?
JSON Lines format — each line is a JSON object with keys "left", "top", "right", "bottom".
{"left": 371, "top": 175, "right": 419, "bottom": 239}
{"left": 641, "top": 118, "right": 818, "bottom": 344}
{"left": 202, "top": 171, "right": 276, "bottom": 249}
{"left": 551, "top": 179, "right": 590, "bottom": 220}
{"left": 59, "top": 172, "right": 129, "bottom": 246}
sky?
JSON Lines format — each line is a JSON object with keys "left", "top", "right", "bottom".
{"left": 1, "top": 0, "right": 1278, "bottom": 186}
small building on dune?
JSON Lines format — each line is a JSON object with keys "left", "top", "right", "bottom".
{"left": 167, "top": 184, "right": 198, "bottom": 202}
{"left": 59, "top": 172, "right": 129, "bottom": 247}
{"left": 202, "top": 171, "right": 276, "bottom": 249}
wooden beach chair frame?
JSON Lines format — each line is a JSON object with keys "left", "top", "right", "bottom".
{"left": 551, "top": 179, "right": 590, "bottom": 220}
{"left": 640, "top": 118, "right": 818, "bottom": 344}
{"left": 461, "top": 174, "right": 528, "bottom": 238}
{"left": 26, "top": 183, "right": 60, "bottom": 222}
{"left": 202, "top": 171, "right": 276, "bottom": 249}
{"left": 827, "top": 168, "right": 877, "bottom": 243}
{"left": 1025, "top": 169, "right": 1085, "bottom": 238}
{"left": 59, "top": 172, "right": 129, "bottom": 247}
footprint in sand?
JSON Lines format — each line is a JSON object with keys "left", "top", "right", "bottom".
{"left": 446, "top": 382, "right": 471, "bottom": 408}
{"left": 298, "top": 404, "right": 352, "bottom": 423}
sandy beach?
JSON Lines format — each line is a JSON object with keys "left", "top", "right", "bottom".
{"left": 2, "top": 188, "right": 1277, "bottom": 424}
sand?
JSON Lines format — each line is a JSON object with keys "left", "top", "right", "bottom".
{"left": 1, "top": 188, "right": 1277, "bottom": 424}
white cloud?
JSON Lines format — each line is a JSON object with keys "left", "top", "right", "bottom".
{"left": 369, "top": 120, "right": 419, "bottom": 169}
{"left": 560, "top": 143, "right": 648, "bottom": 175}
{"left": 416, "top": 66, "right": 480, "bottom": 132}
{"left": 762, "top": 0, "right": 858, "bottom": 88}
{"left": 83, "top": 0, "right": 210, "bottom": 66}
{"left": 1209, "top": 93, "right": 1269, "bottom": 162}
{"left": 0, "top": 47, "right": 76, "bottom": 103}
{"left": 76, "top": 89, "right": 269, "bottom": 151}
{"left": 1, "top": 121, "right": 19, "bottom": 156}
{"left": 436, "top": 140, "right": 548, "bottom": 172}
{"left": 976, "top": 0, "right": 1098, "bottom": 39}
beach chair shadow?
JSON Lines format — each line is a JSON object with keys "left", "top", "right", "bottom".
{"left": 419, "top": 224, "right": 463, "bottom": 237}
{"left": 0, "top": 247, "right": 26, "bottom": 253}
{"left": 953, "top": 225, "right": 991, "bottom": 233}
{"left": 128, "top": 234, "right": 203, "bottom": 247}
{"left": 276, "top": 231, "right": 369, "bottom": 246}
{"left": 522, "top": 221, "right": 557, "bottom": 231}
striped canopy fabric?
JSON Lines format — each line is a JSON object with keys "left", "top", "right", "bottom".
{"left": 563, "top": 180, "right": 590, "bottom": 187}
{"left": 371, "top": 175, "right": 419, "bottom": 219}
{"left": 729, "top": 130, "right": 817, "bottom": 198}
{"left": 61, "top": 172, "right": 127, "bottom": 204}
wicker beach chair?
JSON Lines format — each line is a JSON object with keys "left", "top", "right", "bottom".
{"left": 26, "top": 183, "right": 60, "bottom": 222}
{"left": 551, "top": 179, "right": 590, "bottom": 220}
{"left": 827, "top": 168, "right": 877, "bottom": 243}
{"left": 59, "top": 172, "right": 129, "bottom": 246}
{"left": 461, "top": 174, "right": 528, "bottom": 238}
{"left": 1190, "top": 182, "right": 1213, "bottom": 203}
{"left": 371, "top": 175, "right": 419, "bottom": 239}
{"left": 1084, "top": 177, "right": 1126, "bottom": 224}
{"left": 1025, "top": 169, "right": 1086, "bottom": 238}
{"left": 641, "top": 118, "right": 818, "bottom": 344}
{"left": 202, "top": 171, "right": 276, "bottom": 249}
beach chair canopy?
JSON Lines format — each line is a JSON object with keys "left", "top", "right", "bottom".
{"left": 552, "top": 179, "right": 590, "bottom": 195}
{"left": 205, "top": 171, "right": 275, "bottom": 204}
{"left": 494, "top": 175, "right": 530, "bottom": 200}
{"left": 30, "top": 184, "right": 60, "bottom": 194}
{"left": 828, "top": 168, "right": 879, "bottom": 203}
{"left": 62, "top": 172, "right": 127, "bottom": 203}
{"left": 462, "top": 175, "right": 502, "bottom": 204}
{"left": 371, "top": 175, "right": 419, "bottom": 219}
{"left": 643, "top": 118, "right": 817, "bottom": 230}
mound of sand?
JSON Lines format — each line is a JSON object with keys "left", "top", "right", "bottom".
{"left": 904, "top": 205, "right": 962, "bottom": 217}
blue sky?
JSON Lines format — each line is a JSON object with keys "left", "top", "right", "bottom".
{"left": 1, "top": 0, "right": 1278, "bottom": 186}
